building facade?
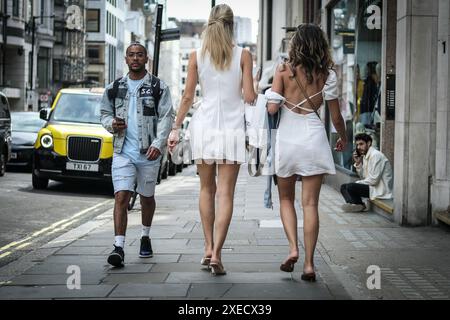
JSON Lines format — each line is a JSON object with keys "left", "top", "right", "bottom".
{"left": 234, "top": 16, "right": 252, "bottom": 46}
{"left": 53, "top": 0, "right": 87, "bottom": 103}
{"left": 1, "top": 1, "right": 154, "bottom": 109}
{"left": 0, "top": 0, "right": 55, "bottom": 111}
{"left": 177, "top": 19, "right": 204, "bottom": 112}
{"left": 86, "top": 0, "right": 126, "bottom": 86}
{"left": 1, "top": 0, "right": 29, "bottom": 111}
{"left": 258, "top": 0, "right": 450, "bottom": 226}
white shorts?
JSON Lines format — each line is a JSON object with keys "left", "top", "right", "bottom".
{"left": 112, "top": 153, "right": 160, "bottom": 198}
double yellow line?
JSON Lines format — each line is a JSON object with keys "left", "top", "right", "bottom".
{"left": 0, "top": 200, "right": 113, "bottom": 260}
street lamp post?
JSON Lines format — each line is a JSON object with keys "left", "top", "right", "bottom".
{"left": 29, "top": 15, "right": 55, "bottom": 91}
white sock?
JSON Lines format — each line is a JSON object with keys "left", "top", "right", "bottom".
{"left": 114, "top": 235, "right": 125, "bottom": 248}
{"left": 142, "top": 226, "right": 151, "bottom": 237}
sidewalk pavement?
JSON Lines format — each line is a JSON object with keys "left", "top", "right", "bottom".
{"left": 0, "top": 165, "right": 450, "bottom": 300}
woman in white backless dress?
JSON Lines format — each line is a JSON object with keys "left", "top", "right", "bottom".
{"left": 266, "top": 24, "right": 347, "bottom": 281}
{"left": 168, "top": 4, "right": 256, "bottom": 276}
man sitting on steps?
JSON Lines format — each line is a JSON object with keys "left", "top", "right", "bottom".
{"left": 340, "top": 133, "right": 393, "bottom": 213}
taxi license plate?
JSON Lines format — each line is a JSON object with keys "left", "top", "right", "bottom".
{"left": 66, "top": 162, "right": 99, "bottom": 172}
{"left": 10, "top": 152, "right": 17, "bottom": 159}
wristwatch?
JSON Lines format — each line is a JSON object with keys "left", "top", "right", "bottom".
{"left": 172, "top": 124, "right": 181, "bottom": 130}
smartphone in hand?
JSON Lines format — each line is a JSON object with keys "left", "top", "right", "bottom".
{"left": 353, "top": 149, "right": 362, "bottom": 163}
{"left": 113, "top": 117, "right": 127, "bottom": 131}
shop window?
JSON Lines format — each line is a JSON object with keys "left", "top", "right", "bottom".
{"left": 355, "top": 0, "right": 382, "bottom": 151}
{"left": 328, "top": 0, "right": 382, "bottom": 171}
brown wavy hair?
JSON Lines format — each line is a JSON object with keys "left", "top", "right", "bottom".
{"left": 288, "top": 24, "right": 334, "bottom": 84}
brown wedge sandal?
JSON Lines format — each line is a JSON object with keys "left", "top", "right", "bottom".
{"left": 280, "top": 258, "right": 298, "bottom": 272}
{"left": 301, "top": 272, "right": 316, "bottom": 282}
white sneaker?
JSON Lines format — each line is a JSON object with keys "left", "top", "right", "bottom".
{"left": 341, "top": 203, "right": 366, "bottom": 212}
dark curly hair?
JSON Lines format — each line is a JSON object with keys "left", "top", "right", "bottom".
{"left": 288, "top": 24, "right": 334, "bottom": 84}
{"left": 355, "top": 133, "right": 372, "bottom": 144}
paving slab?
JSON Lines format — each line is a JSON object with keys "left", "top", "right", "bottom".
{"left": 101, "top": 273, "right": 169, "bottom": 284}
{"left": 109, "top": 283, "right": 190, "bottom": 298}
{"left": 0, "top": 285, "right": 115, "bottom": 299}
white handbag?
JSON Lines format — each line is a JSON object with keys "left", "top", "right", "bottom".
{"left": 244, "top": 94, "right": 268, "bottom": 149}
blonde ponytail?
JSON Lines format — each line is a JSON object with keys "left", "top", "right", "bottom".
{"left": 201, "top": 4, "right": 234, "bottom": 71}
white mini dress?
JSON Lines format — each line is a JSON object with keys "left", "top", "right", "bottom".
{"left": 266, "top": 70, "right": 339, "bottom": 178}
{"left": 188, "top": 46, "right": 246, "bottom": 163}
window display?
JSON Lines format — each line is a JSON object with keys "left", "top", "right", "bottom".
{"left": 328, "top": 0, "right": 382, "bottom": 171}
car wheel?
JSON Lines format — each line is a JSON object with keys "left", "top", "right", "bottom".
{"left": 0, "top": 153, "right": 6, "bottom": 177}
{"left": 32, "top": 162, "right": 48, "bottom": 189}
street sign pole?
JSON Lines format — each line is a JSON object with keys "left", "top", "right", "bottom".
{"left": 152, "top": 4, "right": 180, "bottom": 78}
{"left": 152, "top": 4, "right": 163, "bottom": 77}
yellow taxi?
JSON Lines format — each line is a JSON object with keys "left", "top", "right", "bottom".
{"left": 32, "top": 88, "right": 113, "bottom": 189}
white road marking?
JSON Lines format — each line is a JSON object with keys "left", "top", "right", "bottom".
{"left": 0, "top": 199, "right": 113, "bottom": 258}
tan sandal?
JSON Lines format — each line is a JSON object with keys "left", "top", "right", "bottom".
{"left": 209, "top": 260, "right": 226, "bottom": 275}
{"left": 200, "top": 257, "right": 211, "bottom": 269}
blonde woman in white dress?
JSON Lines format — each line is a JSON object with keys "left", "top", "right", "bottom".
{"left": 267, "top": 24, "right": 347, "bottom": 281}
{"left": 168, "top": 4, "right": 256, "bottom": 275}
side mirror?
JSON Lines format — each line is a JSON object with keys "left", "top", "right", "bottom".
{"left": 39, "top": 108, "right": 50, "bottom": 121}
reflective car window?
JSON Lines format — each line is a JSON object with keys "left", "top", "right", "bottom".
{"left": 11, "top": 113, "right": 46, "bottom": 132}
{"left": 51, "top": 93, "right": 102, "bottom": 124}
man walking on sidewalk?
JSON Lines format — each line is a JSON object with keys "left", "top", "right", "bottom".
{"left": 340, "top": 133, "right": 393, "bottom": 212}
{"left": 100, "top": 42, "right": 174, "bottom": 267}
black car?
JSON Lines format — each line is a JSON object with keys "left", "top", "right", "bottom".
{"left": 0, "top": 92, "right": 11, "bottom": 176}
{"left": 8, "top": 112, "right": 45, "bottom": 168}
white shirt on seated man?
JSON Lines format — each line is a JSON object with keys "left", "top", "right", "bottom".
{"left": 340, "top": 133, "right": 393, "bottom": 212}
